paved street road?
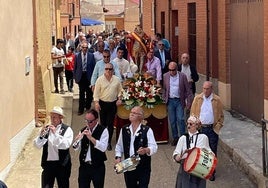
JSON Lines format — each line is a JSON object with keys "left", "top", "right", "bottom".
{"left": 70, "top": 99, "right": 257, "bottom": 188}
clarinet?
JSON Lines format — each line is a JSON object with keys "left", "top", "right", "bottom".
{"left": 72, "top": 127, "right": 89, "bottom": 149}
{"left": 40, "top": 126, "right": 50, "bottom": 139}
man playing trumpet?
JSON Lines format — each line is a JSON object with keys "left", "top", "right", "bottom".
{"left": 34, "top": 106, "right": 73, "bottom": 188}
{"left": 73, "top": 109, "right": 109, "bottom": 188}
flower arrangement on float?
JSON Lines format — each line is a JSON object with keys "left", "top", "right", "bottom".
{"left": 121, "top": 73, "right": 163, "bottom": 110}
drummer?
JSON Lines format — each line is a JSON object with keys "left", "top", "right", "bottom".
{"left": 173, "top": 115, "right": 213, "bottom": 188}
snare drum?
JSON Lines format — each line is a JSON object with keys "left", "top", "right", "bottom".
{"left": 183, "top": 147, "right": 217, "bottom": 179}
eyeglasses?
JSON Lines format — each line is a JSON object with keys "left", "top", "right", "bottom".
{"left": 130, "top": 111, "right": 142, "bottom": 116}
{"left": 158, "top": 44, "right": 164, "bottom": 46}
{"left": 82, "top": 47, "right": 88, "bottom": 49}
{"left": 105, "top": 68, "right": 113, "bottom": 71}
{"left": 85, "top": 119, "right": 96, "bottom": 124}
{"left": 169, "top": 69, "right": 176, "bottom": 71}
{"left": 103, "top": 56, "right": 110, "bottom": 58}
{"left": 187, "top": 122, "right": 195, "bottom": 126}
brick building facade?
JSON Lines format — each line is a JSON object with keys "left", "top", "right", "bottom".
{"left": 143, "top": 0, "right": 267, "bottom": 122}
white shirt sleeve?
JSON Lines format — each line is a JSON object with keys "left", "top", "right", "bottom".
{"left": 95, "top": 128, "right": 109, "bottom": 152}
{"left": 115, "top": 129, "right": 124, "bottom": 158}
{"left": 147, "top": 128, "right": 158, "bottom": 156}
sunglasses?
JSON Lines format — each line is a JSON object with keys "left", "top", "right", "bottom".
{"left": 187, "top": 122, "right": 195, "bottom": 126}
{"left": 82, "top": 47, "right": 88, "bottom": 49}
{"left": 105, "top": 68, "right": 113, "bottom": 71}
{"left": 85, "top": 119, "right": 96, "bottom": 124}
{"left": 169, "top": 69, "right": 176, "bottom": 71}
{"left": 103, "top": 56, "right": 110, "bottom": 58}
{"left": 158, "top": 44, "right": 164, "bottom": 46}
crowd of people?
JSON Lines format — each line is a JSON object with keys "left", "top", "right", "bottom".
{"left": 36, "top": 26, "right": 224, "bottom": 188}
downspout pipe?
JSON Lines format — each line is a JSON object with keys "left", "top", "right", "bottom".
{"left": 206, "top": 0, "right": 210, "bottom": 81}
{"left": 32, "top": 0, "right": 39, "bottom": 126}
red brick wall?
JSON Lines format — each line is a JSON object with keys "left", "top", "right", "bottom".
{"left": 155, "top": 0, "right": 169, "bottom": 39}
{"left": 217, "top": 0, "right": 230, "bottom": 84}
{"left": 142, "top": 0, "right": 154, "bottom": 37}
{"left": 153, "top": 0, "right": 230, "bottom": 84}
{"left": 60, "top": 0, "right": 80, "bottom": 38}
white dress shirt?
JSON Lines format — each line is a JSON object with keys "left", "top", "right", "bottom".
{"left": 115, "top": 124, "right": 158, "bottom": 158}
{"left": 34, "top": 124, "right": 73, "bottom": 161}
{"left": 169, "top": 73, "right": 180, "bottom": 98}
{"left": 74, "top": 124, "right": 109, "bottom": 162}
{"left": 173, "top": 131, "right": 211, "bottom": 160}
{"left": 181, "top": 64, "right": 192, "bottom": 82}
{"left": 199, "top": 94, "right": 214, "bottom": 124}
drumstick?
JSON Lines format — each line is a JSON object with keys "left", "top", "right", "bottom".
{"left": 176, "top": 149, "right": 190, "bottom": 162}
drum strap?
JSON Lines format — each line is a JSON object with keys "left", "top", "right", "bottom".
{"left": 184, "top": 133, "right": 199, "bottom": 149}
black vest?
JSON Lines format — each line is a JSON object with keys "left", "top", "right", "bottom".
{"left": 79, "top": 125, "right": 107, "bottom": 166}
{"left": 122, "top": 124, "right": 151, "bottom": 169}
{"left": 41, "top": 124, "right": 71, "bottom": 168}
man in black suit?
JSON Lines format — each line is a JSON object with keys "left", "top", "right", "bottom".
{"left": 178, "top": 53, "right": 199, "bottom": 95}
{"left": 154, "top": 40, "right": 171, "bottom": 74}
{"left": 74, "top": 41, "right": 96, "bottom": 115}
{"left": 63, "top": 33, "right": 75, "bottom": 54}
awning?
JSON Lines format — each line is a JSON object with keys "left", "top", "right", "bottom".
{"left": 81, "top": 18, "right": 104, "bottom": 26}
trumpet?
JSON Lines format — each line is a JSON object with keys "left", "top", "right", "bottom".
{"left": 40, "top": 126, "right": 50, "bottom": 139}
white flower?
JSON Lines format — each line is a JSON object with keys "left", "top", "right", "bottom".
{"left": 122, "top": 90, "right": 130, "bottom": 100}
{"left": 135, "top": 80, "right": 142, "bottom": 87}
{"left": 144, "top": 81, "right": 149, "bottom": 87}
{"left": 139, "top": 90, "right": 147, "bottom": 98}
{"left": 149, "top": 86, "right": 156, "bottom": 96}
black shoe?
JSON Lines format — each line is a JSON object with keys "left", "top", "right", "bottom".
{"left": 54, "top": 89, "right": 59, "bottom": 93}
{"left": 209, "top": 174, "right": 215, "bottom": 181}
{"left": 107, "top": 144, "right": 112, "bottom": 151}
{"left": 171, "top": 138, "right": 178, "bottom": 146}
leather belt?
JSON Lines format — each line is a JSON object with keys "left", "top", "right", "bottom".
{"left": 202, "top": 124, "right": 213, "bottom": 128}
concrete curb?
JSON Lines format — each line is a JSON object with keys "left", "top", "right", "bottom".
{"left": 219, "top": 139, "right": 268, "bottom": 188}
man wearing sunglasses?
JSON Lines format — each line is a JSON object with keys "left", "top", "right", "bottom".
{"left": 162, "top": 61, "right": 193, "bottom": 146}
{"left": 90, "top": 49, "right": 121, "bottom": 91}
{"left": 73, "top": 109, "right": 109, "bottom": 188}
{"left": 93, "top": 63, "right": 123, "bottom": 151}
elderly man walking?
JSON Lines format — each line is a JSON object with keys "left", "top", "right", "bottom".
{"left": 190, "top": 81, "right": 224, "bottom": 181}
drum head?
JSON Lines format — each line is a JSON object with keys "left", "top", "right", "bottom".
{"left": 184, "top": 148, "right": 200, "bottom": 172}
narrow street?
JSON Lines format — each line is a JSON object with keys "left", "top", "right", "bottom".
{"left": 70, "top": 98, "right": 257, "bottom": 188}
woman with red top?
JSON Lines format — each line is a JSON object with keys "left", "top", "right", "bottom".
{"left": 65, "top": 46, "right": 75, "bottom": 92}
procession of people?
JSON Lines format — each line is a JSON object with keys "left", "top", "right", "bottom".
{"left": 35, "top": 26, "right": 224, "bottom": 188}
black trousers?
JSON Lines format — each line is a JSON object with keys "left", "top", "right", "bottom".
{"left": 53, "top": 67, "right": 64, "bottom": 91}
{"left": 65, "top": 70, "right": 73, "bottom": 91}
{"left": 201, "top": 126, "right": 219, "bottom": 176}
{"left": 78, "top": 73, "right": 93, "bottom": 113}
{"left": 41, "top": 161, "right": 71, "bottom": 188}
{"left": 78, "top": 163, "right": 105, "bottom": 188}
{"left": 124, "top": 166, "right": 151, "bottom": 188}
{"left": 99, "top": 100, "right": 117, "bottom": 144}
